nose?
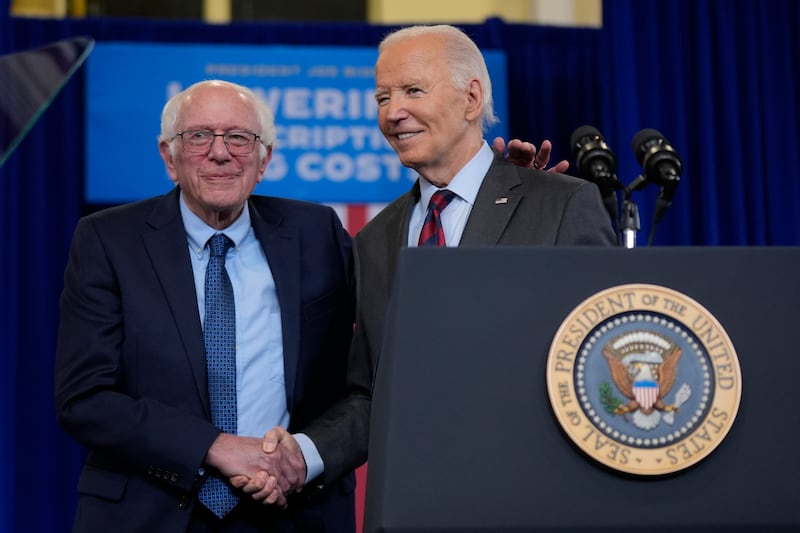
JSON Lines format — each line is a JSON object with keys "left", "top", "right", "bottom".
{"left": 382, "top": 97, "right": 409, "bottom": 122}
{"left": 207, "top": 134, "right": 231, "bottom": 160}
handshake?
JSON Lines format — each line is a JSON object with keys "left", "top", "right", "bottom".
{"left": 205, "top": 426, "right": 306, "bottom": 508}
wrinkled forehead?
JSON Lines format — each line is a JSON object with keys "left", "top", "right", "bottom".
{"left": 376, "top": 35, "right": 450, "bottom": 86}
{"left": 378, "top": 34, "right": 447, "bottom": 67}
{"left": 179, "top": 85, "right": 256, "bottom": 130}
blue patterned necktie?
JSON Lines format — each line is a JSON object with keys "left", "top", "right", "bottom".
{"left": 198, "top": 233, "right": 239, "bottom": 518}
{"left": 418, "top": 189, "right": 457, "bottom": 246}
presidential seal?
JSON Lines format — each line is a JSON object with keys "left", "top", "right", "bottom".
{"left": 546, "top": 284, "right": 741, "bottom": 476}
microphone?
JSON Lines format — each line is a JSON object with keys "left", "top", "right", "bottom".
{"left": 570, "top": 125, "right": 621, "bottom": 222}
{"left": 630, "top": 128, "right": 683, "bottom": 224}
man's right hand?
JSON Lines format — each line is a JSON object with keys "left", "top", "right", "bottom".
{"left": 226, "top": 427, "right": 307, "bottom": 506}
{"left": 206, "top": 431, "right": 304, "bottom": 508}
{"left": 492, "top": 137, "right": 570, "bottom": 173}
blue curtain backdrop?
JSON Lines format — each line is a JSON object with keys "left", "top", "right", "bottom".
{"left": 599, "top": 1, "right": 800, "bottom": 246}
{"left": 0, "top": 1, "right": 797, "bottom": 531}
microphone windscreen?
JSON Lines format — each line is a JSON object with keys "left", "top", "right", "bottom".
{"left": 631, "top": 128, "right": 669, "bottom": 166}
{"left": 570, "top": 125, "right": 603, "bottom": 156}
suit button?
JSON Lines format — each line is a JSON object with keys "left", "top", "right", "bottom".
{"left": 170, "top": 473, "right": 179, "bottom": 483}
{"left": 178, "top": 495, "right": 190, "bottom": 509}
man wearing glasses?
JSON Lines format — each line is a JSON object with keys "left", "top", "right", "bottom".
{"left": 55, "top": 80, "right": 357, "bottom": 532}
{"left": 55, "top": 75, "right": 566, "bottom": 532}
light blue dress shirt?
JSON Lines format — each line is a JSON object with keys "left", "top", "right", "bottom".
{"left": 180, "top": 194, "right": 323, "bottom": 483}
{"left": 408, "top": 141, "right": 495, "bottom": 247}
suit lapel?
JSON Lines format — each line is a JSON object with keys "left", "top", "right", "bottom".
{"left": 248, "top": 200, "right": 301, "bottom": 410}
{"left": 384, "top": 184, "right": 419, "bottom": 283}
{"left": 460, "top": 157, "right": 523, "bottom": 246}
{"left": 142, "top": 188, "right": 210, "bottom": 416}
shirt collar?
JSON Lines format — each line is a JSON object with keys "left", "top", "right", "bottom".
{"left": 180, "top": 192, "right": 251, "bottom": 257}
{"left": 418, "top": 141, "right": 494, "bottom": 207}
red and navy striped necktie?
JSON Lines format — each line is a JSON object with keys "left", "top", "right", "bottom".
{"left": 418, "top": 189, "right": 456, "bottom": 247}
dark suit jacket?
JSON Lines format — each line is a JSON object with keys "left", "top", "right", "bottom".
{"left": 54, "top": 188, "right": 356, "bottom": 533}
{"left": 314, "top": 155, "right": 619, "bottom": 479}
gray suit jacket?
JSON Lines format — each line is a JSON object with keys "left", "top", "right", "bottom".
{"left": 307, "top": 154, "right": 617, "bottom": 481}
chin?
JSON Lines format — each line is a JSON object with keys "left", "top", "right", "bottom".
{"left": 394, "top": 150, "right": 421, "bottom": 168}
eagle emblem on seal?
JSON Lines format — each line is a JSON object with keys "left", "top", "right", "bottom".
{"left": 601, "top": 331, "right": 692, "bottom": 430}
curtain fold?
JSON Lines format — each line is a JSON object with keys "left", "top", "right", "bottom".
{"left": 601, "top": 0, "right": 800, "bottom": 245}
{"left": 1, "top": 2, "right": 797, "bottom": 531}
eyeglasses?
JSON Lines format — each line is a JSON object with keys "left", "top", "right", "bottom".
{"left": 174, "top": 129, "right": 261, "bottom": 155}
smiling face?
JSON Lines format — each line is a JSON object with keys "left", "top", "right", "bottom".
{"left": 375, "top": 33, "right": 484, "bottom": 187}
{"left": 158, "top": 82, "right": 271, "bottom": 229}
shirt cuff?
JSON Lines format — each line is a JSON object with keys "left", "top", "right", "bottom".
{"left": 294, "top": 432, "right": 324, "bottom": 484}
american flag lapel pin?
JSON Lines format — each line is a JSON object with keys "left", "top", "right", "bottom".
{"left": 495, "top": 197, "right": 509, "bottom": 205}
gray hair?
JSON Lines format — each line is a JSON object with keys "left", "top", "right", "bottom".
{"left": 159, "top": 79, "right": 275, "bottom": 159}
{"left": 379, "top": 25, "right": 499, "bottom": 132}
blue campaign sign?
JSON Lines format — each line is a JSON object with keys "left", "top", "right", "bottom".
{"left": 85, "top": 42, "right": 508, "bottom": 204}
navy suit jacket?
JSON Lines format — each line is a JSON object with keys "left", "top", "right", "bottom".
{"left": 313, "top": 155, "right": 619, "bottom": 481}
{"left": 55, "top": 188, "right": 356, "bottom": 532}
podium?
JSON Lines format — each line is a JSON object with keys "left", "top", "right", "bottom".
{"left": 364, "top": 246, "right": 800, "bottom": 532}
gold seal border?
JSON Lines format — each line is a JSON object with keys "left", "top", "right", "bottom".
{"left": 546, "top": 283, "right": 742, "bottom": 476}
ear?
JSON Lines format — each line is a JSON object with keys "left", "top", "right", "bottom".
{"left": 464, "top": 79, "right": 484, "bottom": 123}
{"left": 257, "top": 145, "right": 273, "bottom": 182}
{"left": 158, "top": 141, "right": 179, "bottom": 183}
